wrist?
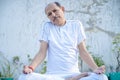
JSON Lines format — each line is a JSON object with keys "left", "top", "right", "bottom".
{"left": 28, "top": 66, "right": 34, "bottom": 71}
{"left": 92, "top": 65, "right": 98, "bottom": 71}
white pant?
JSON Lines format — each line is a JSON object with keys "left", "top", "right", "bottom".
{"left": 18, "top": 72, "right": 108, "bottom": 80}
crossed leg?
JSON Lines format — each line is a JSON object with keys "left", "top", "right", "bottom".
{"left": 65, "top": 72, "right": 88, "bottom": 80}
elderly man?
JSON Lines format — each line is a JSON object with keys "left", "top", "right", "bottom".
{"left": 19, "top": 2, "right": 108, "bottom": 80}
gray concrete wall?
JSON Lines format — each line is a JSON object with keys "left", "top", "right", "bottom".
{"left": 0, "top": 0, "right": 120, "bottom": 76}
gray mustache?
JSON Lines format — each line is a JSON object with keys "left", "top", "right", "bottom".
{"left": 53, "top": 16, "right": 57, "bottom": 21}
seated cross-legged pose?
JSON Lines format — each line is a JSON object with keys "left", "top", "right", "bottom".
{"left": 19, "top": 2, "right": 108, "bottom": 80}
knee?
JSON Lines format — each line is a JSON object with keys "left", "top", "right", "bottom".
{"left": 18, "top": 74, "right": 27, "bottom": 80}
{"left": 99, "top": 74, "right": 108, "bottom": 80}
{"left": 18, "top": 73, "right": 32, "bottom": 80}
{"left": 18, "top": 73, "right": 44, "bottom": 80}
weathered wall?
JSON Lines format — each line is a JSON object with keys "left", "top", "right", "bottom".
{"left": 0, "top": 0, "right": 120, "bottom": 73}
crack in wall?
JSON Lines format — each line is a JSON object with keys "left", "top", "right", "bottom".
{"left": 65, "top": 0, "right": 118, "bottom": 37}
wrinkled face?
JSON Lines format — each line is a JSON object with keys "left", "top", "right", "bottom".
{"left": 45, "top": 3, "right": 65, "bottom": 26}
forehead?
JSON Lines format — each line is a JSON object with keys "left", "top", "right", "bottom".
{"left": 45, "top": 3, "right": 60, "bottom": 14}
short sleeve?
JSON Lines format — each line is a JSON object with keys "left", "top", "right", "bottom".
{"left": 39, "top": 22, "right": 49, "bottom": 43}
{"left": 77, "top": 21, "right": 86, "bottom": 45}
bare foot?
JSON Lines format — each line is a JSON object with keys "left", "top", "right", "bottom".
{"left": 65, "top": 72, "right": 88, "bottom": 80}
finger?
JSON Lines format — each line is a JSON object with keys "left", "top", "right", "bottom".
{"left": 23, "top": 70, "right": 27, "bottom": 74}
{"left": 97, "top": 70, "right": 103, "bottom": 74}
{"left": 100, "top": 65, "right": 105, "bottom": 70}
{"left": 101, "top": 65, "right": 105, "bottom": 68}
{"left": 94, "top": 69, "right": 102, "bottom": 74}
{"left": 29, "top": 69, "right": 33, "bottom": 73}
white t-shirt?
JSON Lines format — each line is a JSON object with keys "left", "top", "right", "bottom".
{"left": 39, "top": 20, "right": 86, "bottom": 74}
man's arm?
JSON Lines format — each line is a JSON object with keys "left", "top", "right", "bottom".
{"left": 23, "top": 41, "right": 48, "bottom": 74}
{"left": 78, "top": 41, "right": 105, "bottom": 74}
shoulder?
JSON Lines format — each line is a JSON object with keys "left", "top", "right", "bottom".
{"left": 66, "top": 20, "right": 83, "bottom": 28}
{"left": 67, "top": 20, "right": 81, "bottom": 23}
{"left": 44, "top": 22, "right": 53, "bottom": 27}
{"left": 42, "top": 22, "right": 54, "bottom": 30}
{"left": 67, "top": 20, "right": 82, "bottom": 26}
{"left": 41, "top": 22, "right": 53, "bottom": 33}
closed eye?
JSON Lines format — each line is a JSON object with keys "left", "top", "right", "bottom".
{"left": 48, "top": 12, "right": 52, "bottom": 16}
{"left": 53, "top": 9, "right": 57, "bottom": 12}
{"left": 47, "top": 9, "right": 58, "bottom": 16}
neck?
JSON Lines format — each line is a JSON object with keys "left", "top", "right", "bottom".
{"left": 57, "top": 19, "right": 66, "bottom": 26}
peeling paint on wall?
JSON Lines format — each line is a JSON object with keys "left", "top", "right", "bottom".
{"left": 0, "top": 0, "right": 120, "bottom": 72}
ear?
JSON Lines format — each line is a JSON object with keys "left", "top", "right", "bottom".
{"left": 61, "top": 6, "right": 65, "bottom": 12}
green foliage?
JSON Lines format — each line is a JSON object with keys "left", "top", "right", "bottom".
{"left": 86, "top": 45, "right": 104, "bottom": 67}
{"left": 0, "top": 52, "right": 24, "bottom": 79}
{"left": 79, "top": 45, "right": 105, "bottom": 71}
{"left": 0, "top": 52, "right": 14, "bottom": 78}
{"left": 112, "top": 34, "right": 120, "bottom": 53}
{"left": 40, "top": 61, "right": 47, "bottom": 74}
{"left": 92, "top": 54, "right": 104, "bottom": 67}
{"left": 27, "top": 54, "right": 32, "bottom": 63}
{"left": 112, "top": 34, "right": 120, "bottom": 72}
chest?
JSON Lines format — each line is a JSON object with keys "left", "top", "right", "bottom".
{"left": 48, "top": 26, "right": 78, "bottom": 46}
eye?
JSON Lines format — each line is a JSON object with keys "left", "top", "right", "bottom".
{"left": 48, "top": 12, "right": 52, "bottom": 16}
{"left": 53, "top": 9, "right": 57, "bottom": 12}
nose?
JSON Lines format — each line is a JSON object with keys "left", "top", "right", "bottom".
{"left": 51, "top": 12, "right": 55, "bottom": 17}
